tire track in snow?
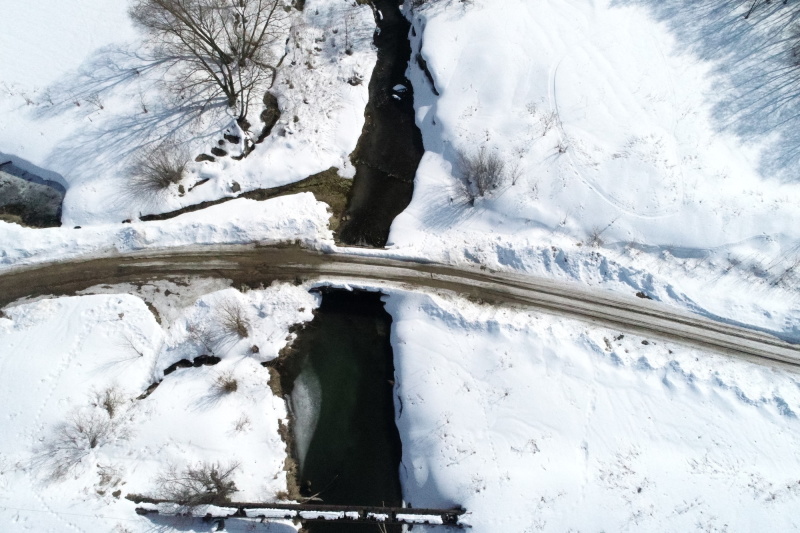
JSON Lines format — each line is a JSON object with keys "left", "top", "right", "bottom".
{"left": 1, "top": 246, "right": 798, "bottom": 371}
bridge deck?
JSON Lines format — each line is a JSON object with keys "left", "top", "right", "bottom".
{"left": 130, "top": 497, "right": 467, "bottom": 527}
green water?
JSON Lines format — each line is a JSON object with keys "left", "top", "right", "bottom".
{"left": 289, "top": 289, "right": 402, "bottom": 532}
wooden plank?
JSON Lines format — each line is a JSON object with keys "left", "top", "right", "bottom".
{"left": 129, "top": 496, "right": 466, "bottom": 527}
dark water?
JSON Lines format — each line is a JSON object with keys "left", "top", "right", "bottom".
{"left": 288, "top": 289, "right": 402, "bottom": 533}
{"left": 338, "top": 0, "right": 424, "bottom": 247}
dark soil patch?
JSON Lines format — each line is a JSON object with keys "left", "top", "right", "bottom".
{"left": 139, "top": 167, "right": 352, "bottom": 233}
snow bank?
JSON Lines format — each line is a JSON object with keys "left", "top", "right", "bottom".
{"left": 386, "top": 289, "right": 800, "bottom": 531}
{"left": 0, "top": 283, "right": 317, "bottom": 532}
{"left": 0, "top": 193, "right": 333, "bottom": 271}
{"left": 390, "top": 0, "right": 800, "bottom": 340}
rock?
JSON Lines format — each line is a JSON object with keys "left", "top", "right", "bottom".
{"left": 236, "top": 116, "right": 251, "bottom": 131}
{"left": 211, "top": 147, "right": 228, "bottom": 157}
{"left": 195, "top": 153, "right": 215, "bottom": 163}
{"left": 230, "top": 181, "right": 241, "bottom": 193}
{"left": 224, "top": 134, "right": 241, "bottom": 144}
{"left": 260, "top": 91, "right": 281, "bottom": 135}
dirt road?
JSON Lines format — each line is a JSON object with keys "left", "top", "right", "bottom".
{"left": 1, "top": 244, "right": 798, "bottom": 371}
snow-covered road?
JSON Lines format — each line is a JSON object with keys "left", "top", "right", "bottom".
{"left": 2, "top": 245, "right": 798, "bottom": 370}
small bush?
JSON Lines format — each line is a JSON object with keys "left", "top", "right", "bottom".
{"left": 124, "top": 144, "right": 188, "bottom": 206}
{"left": 455, "top": 146, "right": 507, "bottom": 204}
{"left": 39, "top": 409, "right": 115, "bottom": 480}
{"left": 93, "top": 386, "right": 126, "bottom": 418}
{"left": 156, "top": 461, "right": 240, "bottom": 506}
{"left": 232, "top": 414, "right": 251, "bottom": 432}
{"left": 187, "top": 322, "right": 217, "bottom": 355}
{"left": 217, "top": 298, "right": 251, "bottom": 340}
{"left": 214, "top": 372, "right": 238, "bottom": 395}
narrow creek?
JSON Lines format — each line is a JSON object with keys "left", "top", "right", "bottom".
{"left": 337, "top": 0, "right": 424, "bottom": 248}
{"left": 276, "top": 289, "right": 402, "bottom": 532}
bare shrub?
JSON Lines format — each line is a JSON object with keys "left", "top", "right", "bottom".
{"left": 187, "top": 322, "right": 217, "bottom": 355}
{"left": 124, "top": 143, "right": 188, "bottom": 206}
{"left": 39, "top": 409, "right": 115, "bottom": 480}
{"left": 232, "top": 414, "right": 251, "bottom": 432}
{"left": 455, "top": 146, "right": 508, "bottom": 204}
{"left": 93, "top": 386, "right": 127, "bottom": 418}
{"left": 540, "top": 110, "right": 558, "bottom": 136}
{"left": 217, "top": 298, "right": 251, "bottom": 340}
{"left": 588, "top": 227, "right": 604, "bottom": 247}
{"left": 156, "top": 461, "right": 240, "bottom": 505}
{"left": 213, "top": 371, "right": 239, "bottom": 395}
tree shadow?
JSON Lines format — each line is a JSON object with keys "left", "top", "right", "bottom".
{"left": 31, "top": 44, "right": 229, "bottom": 188}
{"left": 610, "top": 0, "right": 800, "bottom": 183}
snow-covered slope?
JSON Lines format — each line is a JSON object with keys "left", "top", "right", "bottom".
{"left": 0, "top": 282, "right": 319, "bottom": 532}
{"left": 391, "top": 0, "right": 800, "bottom": 340}
{"left": 387, "top": 289, "right": 800, "bottom": 531}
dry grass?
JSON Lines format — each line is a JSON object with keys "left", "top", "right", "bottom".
{"left": 123, "top": 143, "right": 188, "bottom": 207}
{"left": 93, "top": 386, "right": 127, "bottom": 418}
{"left": 213, "top": 371, "right": 238, "bottom": 395}
{"left": 217, "top": 298, "right": 251, "bottom": 340}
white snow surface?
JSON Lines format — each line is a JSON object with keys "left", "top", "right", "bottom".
{"left": 0, "top": 282, "right": 319, "bottom": 532}
{"left": 386, "top": 289, "right": 800, "bottom": 532}
{"left": 0, "top": 193, "right": 333, "bottom": 271}
{"left": 0, "top": 0, "right": 376, "bottom": 226}
{"left": 389, "top": 0, "right": 800, "bottom": 342}
{"left": 395, "top": 512, "right": 443, "bottom": 525}
{"left": 2, "top": 0, "right": 800, "bottom": 531}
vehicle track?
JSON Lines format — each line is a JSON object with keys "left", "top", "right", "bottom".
{"left": 1, "top": 244, "right": 798, "bottom": 372}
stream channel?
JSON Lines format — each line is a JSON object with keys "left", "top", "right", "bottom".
{"left": 275, "top": 1, "right": 422, "bottom": 528}
{"left": 337, "top": 0, "right": 424, "bottom": 248}
{"left": 278, "top": 289, "right": 402, "bottom": 533}
{"left": 110, "top": 0, "right": 419, "bottom": 527}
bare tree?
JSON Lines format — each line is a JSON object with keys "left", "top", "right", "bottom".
{"left": 129, "top": 0, "right": 290, "bottom": 124}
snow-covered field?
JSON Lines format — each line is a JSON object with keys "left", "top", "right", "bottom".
{"left": 388, "top": 289, "right": 800, "bottom": 531}
{"left": 0, "top": 281, "right": 319, "bottom": 532}
{"left": 391, "top": 0, "right": 800, "bottom": 342}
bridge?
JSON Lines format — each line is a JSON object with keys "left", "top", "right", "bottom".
{"left": 130, "top": 496, "right": 467, "bottom": 527}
